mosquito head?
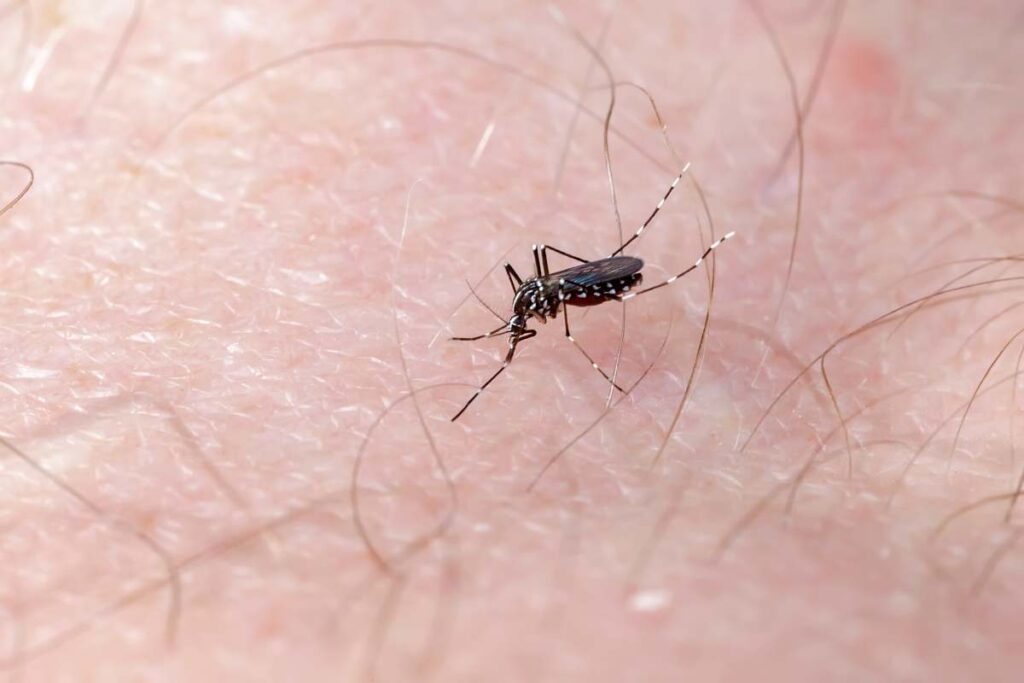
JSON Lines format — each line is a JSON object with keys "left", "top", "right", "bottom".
{"left": 506, "top": 314, "right": 537, "bottom": 350}
{"left": 509, "top": 314, "right": 529, "bottom": 335}
{"left": 512, "top": 279, "right": 553, "bottom": 324}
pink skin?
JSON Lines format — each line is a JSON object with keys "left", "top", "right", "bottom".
{"left": 0, "top": 0, "right": 1021, "bottom": 680}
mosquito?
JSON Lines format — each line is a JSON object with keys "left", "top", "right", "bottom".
{"left": 450, "top": 169, "right": 735, "bottom": 421}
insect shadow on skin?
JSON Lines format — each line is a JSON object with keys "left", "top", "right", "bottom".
{"left": 448, "top": 172, "right": 735, "bottom": 422}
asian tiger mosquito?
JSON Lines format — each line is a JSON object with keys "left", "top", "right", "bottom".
{"left": 450, "top": 168, "right": 735, "bottom": 421}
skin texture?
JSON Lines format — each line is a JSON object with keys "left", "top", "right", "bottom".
{"left": 0, "top": 0, "right": 1021, "bottom": 680}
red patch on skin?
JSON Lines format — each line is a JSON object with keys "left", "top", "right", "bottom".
{"left": 819, "top": 36, "right": 903, "bottom": 147}
{"left": 834, "top": 38, "right": 899, "bottom": 96}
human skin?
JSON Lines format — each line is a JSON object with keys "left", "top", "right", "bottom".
{"left": 0, "top": 0, "right": 1021, "bottom": 680}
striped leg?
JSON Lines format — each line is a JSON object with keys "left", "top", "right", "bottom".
{"left": 451, "top": 330, "right": 536, "bottom": 422}
{"left": 539, "top": 244, "right": 589, "bottom": 275}
{"left": 619, "top": 231, "right": 736, "bottom": 301}
{"left": 563, "top": 306, "right": 625, "bottom": 393}
{"left": 610, "top": 162, "right": 691, "bottom": 257}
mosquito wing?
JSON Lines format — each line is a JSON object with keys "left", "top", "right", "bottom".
{"left": 544, "top": 256, "right": 644, "bottom": 290}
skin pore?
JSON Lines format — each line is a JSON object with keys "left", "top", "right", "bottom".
{"left": 0, "top": 0, "right": 1021, "bottom": 680}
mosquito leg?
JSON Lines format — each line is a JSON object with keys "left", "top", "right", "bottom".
{"left": 505, "top": 263, "right": 523, "bottom": 293}
{"left": 532, "top": 244, "right": 543, "bottom": 278}
{"left": 610, "top": 164, "right": 691, "bottom": 257}
{"left": 451, "top": 330, "right": 535, "bottom": 421}
{"left": 451, "top": 357, "right": 510, "bottom": 421}
{"left": 562, "top": 306, "right": 626, "bottom": 393}
{"left": 620, "top": 231, "right": 735, "bottom": 300}
{"left": 540, "top": 244, "right": 590, "bottom": 268}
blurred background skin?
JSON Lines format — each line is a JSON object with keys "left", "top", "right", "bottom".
{"left": 0, "top": 0, "right": 1020, "bottom": 680}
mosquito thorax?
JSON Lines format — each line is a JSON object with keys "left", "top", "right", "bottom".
{"left": 511, "top": 278, "right": 557, "bottom": 323}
